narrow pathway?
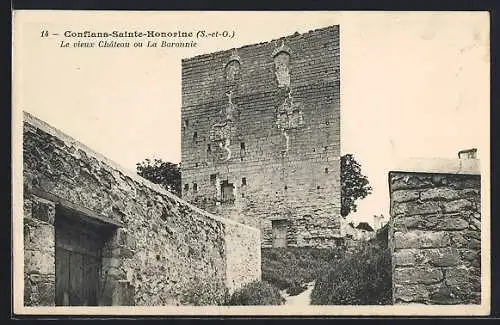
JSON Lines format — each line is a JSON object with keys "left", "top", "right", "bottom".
{"left": 282, "top": 281, "right": 315, "bottom": 306}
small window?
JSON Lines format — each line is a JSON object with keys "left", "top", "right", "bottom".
{"left": 193, "top": 183, "right": 198, "bottom": 192}
{"left": 284, "top": 185, "right": 288, "bottom": 190}
{"left": 193, "top": 132, "right": 198, "bottom": 141}
{"left": 210, "top": 174, "right": 217, "bottom": 185}
{"left": 207, "top": 144, "right": 212, "bottom": 153}
{"left": 195, "top": 162, "right": 199, "bottom": 168}
{"left": 184, "top": 183, "right": 189, "bottom": 191}
{"left": 325, "top": 168, "right": 329, "bottom": 174}
{"left": 242, "top": 177, "right": 247, "bottom": 186}
{"left": 317, "top": 185, "right": 321, "bottom": 190}
{"left": 240, "top": 142, "right": 246, "bottom": 150}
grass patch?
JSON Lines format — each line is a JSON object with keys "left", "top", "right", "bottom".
{"left": 310, "top": 240, "right": 392, "bottom": 305}
{"left": 261, "top": 247, "right": 345, "bottom": 296}
{"left": 225, "top": 281, "right": 285, "bottom": 305}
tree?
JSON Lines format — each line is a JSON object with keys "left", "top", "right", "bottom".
{"left": 136, "top": 158, "right": 181, "bottom": 196}
{"left": 341, "top": 154, "right": 372, "bottom": 217}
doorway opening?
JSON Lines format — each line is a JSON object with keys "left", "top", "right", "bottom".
{"left": 271, "top": 219, "right": 289, "bottom": 248}
{"left": 54, "top": 208, "right": 114, "bottom": 306}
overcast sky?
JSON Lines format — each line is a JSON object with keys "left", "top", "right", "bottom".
{"left": 14, "top": 11, "right": 489, "bottom": 225}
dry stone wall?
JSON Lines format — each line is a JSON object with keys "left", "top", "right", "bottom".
{"left": 389, "top": 167, "right": 481, "bottom": 305}
{"left": 181, "top": 25, "right": 341, "bottom": 248}
{"left": 22, "top": 112, "right": 261, "bottom": 306}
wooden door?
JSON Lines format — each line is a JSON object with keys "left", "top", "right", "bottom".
{"left": 272, "top": 220, "right": 288, "bottom": 248}
{"left": 55, "top": 214, "right": 105, "bottom": 306}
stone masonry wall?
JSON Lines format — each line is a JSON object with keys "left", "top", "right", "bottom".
{"left": 181, "top": 25, "right": 341, "bottom": 248}
{"left": 23, "top": 112, "right": 261, "bottom": 306}
{"left": 389, "top": 170, "right": 481, "bottom": 305}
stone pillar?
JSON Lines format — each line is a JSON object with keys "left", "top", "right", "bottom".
{"left": 100, "top": 228, "right": 136, "bottom": 306}
{"left": 389, "top": 156, "right": 481, "bottom": 305}
{"left": 24, "top": 195, "right": 56, "bottom": 306}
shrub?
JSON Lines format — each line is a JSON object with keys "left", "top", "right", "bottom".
{"left": 180, "top": 277, "right": 229, "bottom": 306}
{"left": 261, "top": 247, "right": 345, "bottom": 296}
{"left": 310, "top": 242, "right": 392, "bottom": 305}
{"left": 225, "top": 281, "right": 285, "bottom": 306}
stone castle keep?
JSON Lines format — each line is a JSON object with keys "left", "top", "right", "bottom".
{"left": 181, "top": 25, "right": 341, "bottom": 248}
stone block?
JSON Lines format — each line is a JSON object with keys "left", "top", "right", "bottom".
{"left": 24, "top": 250, "right": 55, "bottom": 275}
{"left": 31, "top": 196, "right": 56, "bottom": 224}
{"left": 392, "top": 190, "right": 420, "bottom": 203}
{"left": 394, "top": 284, "right": 432, "bottom": 303}
{"left": 427, "top": 247, "right": 461, "bottom": 267}
{"left": 392, "top": 201, "right": 441, "bottom": 216}
{"left": 393, "top": 214, "right": 469, "bottom": 231}
{"left": 394, "top": 267, "right": 444, "bottom": 284}
{"left": 390, "top": 174, "right": 434, "bottom": 190}
{"left": 24, "top": 197, "right": 32, "bottom": 218}
{"left": 420, "top": 188, "right": 459, "bottom": 201}
{"left": 428, "top": 285, "right": 463, "bottom": 305}
{"left": 449, "top": 232, "right": 470, "bottom": 248}
{"left": 393, "top": 247, "right": 461, "bottom": 267}
{"left": 24, "top": 219, "right": 54, "bottom": 252}
{"left": 444, "top": 267, "right": 480, "bottom": 299}
{"left": 394, "top": 231, "right": 450, "bottom": 249}
{"left": 35, "top": 275, "right": 56, "bottom": 306}
{"left": 442, "top": 199, "right": 473, "bottom": 213}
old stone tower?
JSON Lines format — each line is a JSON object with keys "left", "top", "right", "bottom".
{"left": 181, "top": 25, "right": 341, "bottom": 248}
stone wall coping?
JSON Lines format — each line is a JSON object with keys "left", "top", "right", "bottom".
{"left": 181, "top": 25, "right": 339, "bottom": 63}
{"left": 390, "top": 157, "right": 480, "bottom": 176}
{"left": 23, "top": 111, "right": 260, "bottom": 234}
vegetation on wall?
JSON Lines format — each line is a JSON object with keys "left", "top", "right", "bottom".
{"left": 310, "top": 236, "right": 392, "bottom": 305}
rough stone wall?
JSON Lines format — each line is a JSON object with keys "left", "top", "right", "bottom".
{"left": 224, "top": 221, "right": 262, "bottom": 293}
{"left": 181, "top": 25, "right": 341, "bottom": 248}
{"left": 389, "top": 171, "right": 481, "bottom": 305}
{"left": 22, "top": 112, "right": 261, "bottom": 306}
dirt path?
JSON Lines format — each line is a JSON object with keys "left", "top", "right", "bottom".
{"left": 282, "top": 281, "right": 315, "bottom": 306}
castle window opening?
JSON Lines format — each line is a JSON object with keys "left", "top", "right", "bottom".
{"left": 210, "top": 174, "right": 217, "bottom": 186}
{"left": 325, "top": 168, "right": 329, "bottom": 174}
{"left": 184, "top": 183, "right": 189, "bottom": 191}
{"left": 242, "top": 177, "right": 247, "bottom": 186}
{"left": 193, "top": 132, "right": 198, "bottom": 142}
{"left": 240, "top": 142, "right": 245, "bottom": 150}
{"left": 207, "top": 144, "right": 211, "bottom": 153}
{"left": 193, "top": 183, "right": 198, "bottom": 193}
{"left": 221, "top": 181, "right": 235, "bottom": 203}
{"left": 195, "top": 162, "right": 199, "bottom": 168}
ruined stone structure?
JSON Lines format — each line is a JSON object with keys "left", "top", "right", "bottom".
{"left": 388, "top": 153, "right": 481, "bottom": 304}
{"left": 23, "top": 112, "right": 261, "bottom": 306}
{"left": 181, "top": 25, "right": 341, "bottom": 248}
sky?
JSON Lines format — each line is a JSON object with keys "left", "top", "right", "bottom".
{"left": 13, "top": 11, "right": 490, "bottom": 225}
